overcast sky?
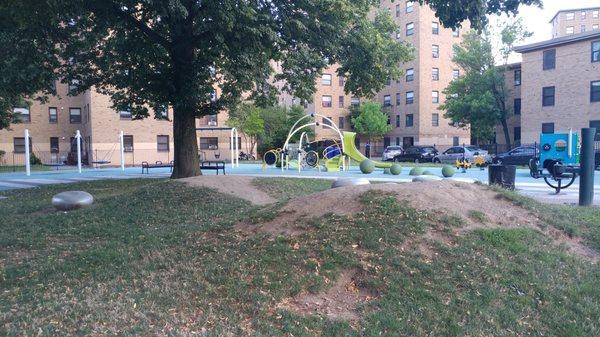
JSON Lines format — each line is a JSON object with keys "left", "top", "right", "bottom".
{"left": 487, "top": 0, "right": 600, "bottom": 63}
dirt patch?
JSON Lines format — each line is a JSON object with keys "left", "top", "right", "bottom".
{"left": 238, "top": 181, "right": 599, "bottom": 262}
{"left": 278, "top": 269, "right": 372, "bottom": 321}
{"left": 180, "top": 176, "right": 275, "bottom": 205}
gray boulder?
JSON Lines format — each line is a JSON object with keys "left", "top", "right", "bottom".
{"left": 331, "top": 178, "right": 371, "bottom": 189}
{"left": 412, "top": 175, "right": 443, "bottom": 182}
{"left": 52, "top": 191, "right": 94, "bottom": 211}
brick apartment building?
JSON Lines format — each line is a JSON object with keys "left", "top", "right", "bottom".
{"left": 310, "top": 0, "right": 470, "bottom": 154}
{"left": 494, "top": 6, "right": 600, "bottom": 149}
{"left": 0, "top": 82, "right": 238, "bottom": 168}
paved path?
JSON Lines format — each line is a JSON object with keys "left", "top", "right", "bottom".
{"left": 1, "top": 165, "right": 598, "bottom": 206}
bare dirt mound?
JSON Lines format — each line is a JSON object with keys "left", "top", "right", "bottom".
{"left": 180, "top": 176, "right": 275, "bottom": 205}
{"left": 238, "top": 181, "right": 598, "bottom": 262}
{"left": 278, "top": 269, "right": 372, "bottom": 321}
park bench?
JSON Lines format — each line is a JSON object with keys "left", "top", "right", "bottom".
{"left": 200, "top": 160, "right": 226, "bottom": 175}
{"left": 141, "top": 160, "right": 174, "bottom": 174}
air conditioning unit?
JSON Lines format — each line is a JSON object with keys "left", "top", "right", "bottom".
{"left": 208, "top": 121, "right": 217, "bottom": 126}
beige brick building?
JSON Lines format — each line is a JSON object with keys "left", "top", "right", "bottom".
{"left": 312, "top": 1, "right": 470, "bottom": 154}
{"left": 0, "top": 83, "right": 241, "bottom": 168}
{"left": 494, "top": 63, "right": 522, "bottom": 148}
{"left": 513, "top": 30, "right": 600, "bottom": 144}
{"left": 551, "top": 7, "right": 600, "bottom": 38}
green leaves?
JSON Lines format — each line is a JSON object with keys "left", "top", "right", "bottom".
{"left": 351, "top": 101, "right": 392, "bottom": 142}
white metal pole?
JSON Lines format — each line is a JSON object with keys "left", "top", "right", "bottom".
{"left": 119, "top": 130, "right": 125, "bottom": 171}
{"left": 235, "top": 129, "right": 239, "bottom": 167}
{"left": 76, "top": 130, "right": 82, "bottom": 173}
{"left": 24, "top": 129, "right": 31, "bottom": 176}
{"left": 230, "top": 128, "right": 234, "bottom": 167}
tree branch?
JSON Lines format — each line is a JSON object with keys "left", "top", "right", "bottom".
{"left": 110, "top": 2, "right": 170, "bottom": 48}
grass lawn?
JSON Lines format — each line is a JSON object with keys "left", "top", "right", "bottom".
{"left": 0, "top": 178, "right": 599, "bottom": 336}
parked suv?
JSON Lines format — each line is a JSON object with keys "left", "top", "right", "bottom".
{"left": 393, "top": 146, "right": 438, "bottom": 163}
{"left": 433, "top": 146, "right": 491, "bottom": 164}
{"left": 382, "top": 146, "right": 403, "bottom": 161}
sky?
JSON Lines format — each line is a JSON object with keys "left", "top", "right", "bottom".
{"left": 487, "top": 0, "right": 600, "bottom": 63}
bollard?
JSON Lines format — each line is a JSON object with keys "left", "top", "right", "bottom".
{"left": 579, "top": 128, "right": 596, "bottom": 206}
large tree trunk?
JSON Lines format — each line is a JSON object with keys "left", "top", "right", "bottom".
{"left": 170, "top": 28, "right": 201, "bottom": 178}
{"left": 171, "top": 106, "right": 200, "bottom": 178}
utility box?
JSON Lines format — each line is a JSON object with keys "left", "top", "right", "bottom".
{"left": 539, "top": 132, "right": 580, "bottom": 167}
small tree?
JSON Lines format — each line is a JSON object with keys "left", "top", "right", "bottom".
{"left": 441, "top": 20, "right": 531, "bottom": 147}
{"left": 351, "top": 101, "right": 392, "bottom": 147}
{"left": 227, "top": 104, "right": 264, "bottom": 157}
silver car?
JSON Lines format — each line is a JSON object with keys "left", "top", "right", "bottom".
{"left": 382, "top": 146, "right": 404, "bottom": 161}
{"left": 433, "top": 146, "right": 491, "bottom": 164}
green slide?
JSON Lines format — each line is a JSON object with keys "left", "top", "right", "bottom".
{"left": 342, "top": 132, "right": 393, "bottom": 169}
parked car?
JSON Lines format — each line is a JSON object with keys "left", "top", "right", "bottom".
{"left": 382, "top": 146, "right": 403, "bottom": 161}
{"left": 393, "top": 146, "right": 438, "bottom": 163}
{"left": 433, "top": 146, "right": 492, "bottom": 164}
{"left": 492, "top": 146, "right": 536, "bottom": 166}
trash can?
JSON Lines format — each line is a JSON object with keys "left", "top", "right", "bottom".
{"left": 488, "top": 164, "right": 516, "bottom": 190}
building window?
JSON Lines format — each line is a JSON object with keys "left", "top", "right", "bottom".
{"left": 68, "top": 79, "right": 80, "bottom": 94}
{"left": 396, "top": 115, "right": 400, "bottom": 127}
{"left": 338, "top": 117, "right": 345, "bottom": 129}
{"left": 322, "top": 74, "right": 332, "bottom": 86}
{"left": 542, "top": 123, "right": 554, "bottom": 134}
{"left": 406, "top": 114, "right": 414, "bottom": 127}
{"left": 396, "top": 30, "right": 401, "bottom": 39}
{"left": 542, "top": 86, "right": 555, "bottom": 107}
{"left": 590, "top": 121, "right": 600, "bottom": 140}
{"left": 338, "top": 76, "right": 345, "bottom": 87}
{"left": 432, "top": 22, "right": 439, "bottom": 35}
{"left": 594, "top": 10, "right": 599, "bottom": 18}
{"left": 514, "top": 98, "right": 521, "bottom": 115}
{"left": 406, "top": 91, "right": 414, "bottom": 104}
{"left": 452, "top": 28, "right": 460, "bottom": 37}
{"left": 122, "top": 135, "right": 134, "bottom": 152}
{"left": 406, "top": 68, "right": 414, "bottom": 82}
{"left": 406, "top": 1, "right": 414, "bottom": 13}
{"left": 592, "top": 41, "right": 600, "bottom": 62}
{"left": 338, "top": 96, "right": 345, "bottom": 108}
{"left": 351, "top": 96, "right": 360, "bottom": 107}
{"left": 514, "top": 69, "right": 521, "bottom": 86}
{"left": 13, "top": 137, "right": 32, "bottom": 154}
{"left": 119, "top": 108, "right": 132, "bottom": 120}
{"left": 387, "top": 115, "right": 391, "bottom": 125}
{"left": 591, "top": 81, "right": 600, "bottom": 102}
{"left": 581, "top": 25, "right": 586, "bottom": 33}
{"left": 582, "top": 11, "right": 587, "bottom": 19}
{"left": 594, "top": 24, "right": 600, "bottom": 30}
{"left": 322, "top": 117, "right": 332, "bottom": 129}
{"left": 50, "top": 137, "right": 59, "bottom": 153}
{"left": 322, "top": 95, "right": 332, "bottom": 108}
{"left": 452, "top": 69, "right": 460, "bottom": 80}
{"left": 566, "top": 12, "right": 574, "bottom": 20}
{"left": 543, "top": 49, "right": 556, "bottom": 70}
{"left": 432, "top": 67, "right": 439, "bottom": 81}
{"left": 432, "top": 45, "right": 439, "bottom": 58}
{"left": 69, "top": 108, "right": 81, "bottom": 123}
{"left": 45, "top": 107, "right": 57, "bottom": 123}
{"left": 396, "top": 93, "right": 401, "bottom": 105}
{"left": 406, "top": 23, "right": 414, "bottom": 36}
{"left": 566, "top": 26, "right": 574, "bottom": 35}
{"left": 199, "top": 137, "right": 218, "bottom": 150}
{"left": 432, "top": 91, "right": 439, "bottom": 103}
{"left": 432, "top": 113, "right": 439, "bottom": 127}
{"left": 156, "top": 105, "right": 168, "bottom": 120}
{"left": 514, "top": 127, "right": 521, "bottom": 142}
{"left": 383, "top": 95, "right": 391, "bottom": 107}
{"left": 396, "top": 137, "right": 400, "bottom": 146}
{"left": 395, "top": 4, "right": 400, "bottom": 17}
{"left": 13, "top": 107, "right": 30, "bottom": 123}
{"left": 157, "top": 135, "right": 169, "bottom": 152}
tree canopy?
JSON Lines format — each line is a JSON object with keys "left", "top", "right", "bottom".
{"left": 441, "top": 20, "right": 531, "bottom": 147}
{"left": 0, "top": 0, "right": 540, "bottom": 177}
{"left": 351, "top": 101, "right": 392, "bottom": 144}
